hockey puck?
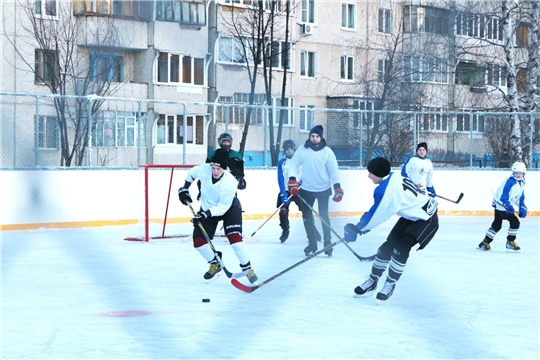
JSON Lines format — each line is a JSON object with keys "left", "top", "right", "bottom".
{"left": 202, "top": 298, "right": 210, "bottom": 303}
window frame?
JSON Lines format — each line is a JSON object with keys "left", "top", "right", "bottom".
{"left": 340, "top": 55, "right": 354, "bottom": 81}
{"left": 36, "top": 115, "right": 59, "bottom": 149}
{"left": 90, "top": 54, "right": 125, "bottom": 82}
{"left": 300, "top": 51, "right": 316, "bottom": 78}
{"left": 35, "top": 0, "right": 58, "bottom": 18}
{"left": 34, "top": 49, "right": 58, "bottom": 84}
{"left": 301, "top": 0, "right": 316, "bottom": 24}
{"left": 341, "top": 3, "right": 356, "bottom": 30}
{"left": 272, "top": 97, "right": 294, "bottom": 126}
{"left": 268, "top": 40, "right": 293, "bottom": 71}
{"left": 402, "top": 55, "right": 447, "bottom": 84}
{"left": 155, "top": 0, "right": 206, "bottom": 26}
{"left": 456, "top": 112, "right": 485, "bottom": 133}
{"left": 92, "top": 111, "right": 143, "bottom": 147}
{"left": 419, "top": 107, "right": 448, "bottom": 133}
{"left": 378, "top": 8, "right": 392, "bottom": 34}
{"left": 299, "top": 105, "right": 315, "bottom": 131}
{"left": 156, "top": 52, "right": 204, "bottom": 86}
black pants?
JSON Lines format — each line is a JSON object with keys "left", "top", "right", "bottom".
{"left": 276, "top": 192, "right": 301, "bottom": 230}
{"left": 297, "top": 188, "right": 332, "bottom": 243}
{"left": 485, "top": 209, "right": 520, "bottom": 242}
{"left": 193, "top": 197, "right": 243, "bottom": 240}
{"left": 371, "top": 212, "right": 439, "bottom": 283}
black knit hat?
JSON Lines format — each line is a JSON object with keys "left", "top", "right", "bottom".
{"left": 309, "top": 125, "right": 324, "bottom": 138}
{"left": 210, "top": 148, "right": 229, "bottom": 170}
{"left": 367, "top": 157, "right": 391, "bottom": 178}
{"left": 416, "top": 142, "right": 428, "bottom": 151}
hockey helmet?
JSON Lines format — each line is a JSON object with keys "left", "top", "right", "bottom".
{"left": 218, "top": 132, "right": 233, "bottom": 150}
{"left": 282, "top": 140, "right": 296, "bottom": 151}
{"left": 511, "top": 161, "right": 526, "bottom": 175}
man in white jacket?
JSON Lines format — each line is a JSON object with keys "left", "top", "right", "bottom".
{"left": 287, "top": 125, "right": 344, "bottom": 257}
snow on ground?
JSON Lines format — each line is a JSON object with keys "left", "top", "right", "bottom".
{"left": 2, "top": 216, "right": 539, "bottom": 359}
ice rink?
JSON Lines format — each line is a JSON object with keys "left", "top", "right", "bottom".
{"left": 2, "top": 216, "right": 539, "bottom": 359}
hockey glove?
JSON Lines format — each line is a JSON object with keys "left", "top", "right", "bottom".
{"left": 287, "top": 177, "right": 300, "bottom": 196}
{"left": 280, "top": 191, "right": 290, "bottom": 206}
{"left": 519, "top": 204, "right": 528, "bottom": 218}
{"left": 426, "top": 186, "right": 436, "bottom": 198}
{"left": 344, "top": 223, "right": 359, "bottom": 242}
{"left": 192, "top": 210, "right": 211, "bottom": 226}
{"left": 503, "top": 201, "right": 514, "bottom": 214}
{"left": 333, "top": 186, "right": 344, "bottom": 202}
{"left": 178, "top": 187, "right": 192, "bottom": 205}
{"left": 237, "top": 177, "right": 247, "bottom": 190}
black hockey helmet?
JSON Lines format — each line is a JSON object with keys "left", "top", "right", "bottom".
{"left": 282, "top": 139, "right": 296, "bottom": 151}
{"left": 218, "top": 132, "right": 233, "bottom": 151}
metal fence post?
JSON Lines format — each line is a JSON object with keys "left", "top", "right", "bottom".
{"left": 263, "top": 103, "right": 268, "bottom": 167}
{"left": 182, "top": 103, "right": 187, "bottom": 165}
{"left": 469, "top": 113, "right": 473, "bottom": 168}
{"left": 34, "top": 95, "right": 40, "bottom": 167}
{"left": 87, "top": 97, "right": 92, "bottom": 167}
{"left": 137, "top": 100, "right": 142, "bottom": 166}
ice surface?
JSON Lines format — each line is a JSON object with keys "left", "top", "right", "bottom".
{"left": 2, "top": 216, "right": 539, "bottom": 359}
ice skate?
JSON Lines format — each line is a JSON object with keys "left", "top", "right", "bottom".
{"left": 323, "top": 239, "right": 333, "bottom": 257}
{"left": 241, "top": 262, "right": 259, "bottom": 284}
{"left": 304, "top": 240, "right": 317, "bottom": 256}
{"left": 279, "top": 227, "right": 289, "bottom": 243}
{"left": 353, "top": 277, "right": 377, "bottom": 298}
{"left": 204, "top": 251, "right": 223, "bottom": 282}
{"left": 477, "top": 241, "right": 491, "bottom": 251}
{"left": 376, "top": 281, "right": 396, "bottom": 304}
{"left": 506, "top": 240, "right": 521, "bottom": 252}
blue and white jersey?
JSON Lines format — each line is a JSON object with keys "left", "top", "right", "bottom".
{"left": 401, "top": 155, "right": 434, "bottom": 191}
{"left": 277, "top": 157, "right": 301, "bottom": 193}
{"left": 493, "top": 176, "right": 526, "bottom": 212}
{"left": 288, "top": 145, "right": 339, "bottom": 192}
{"left": 356, "top": 172, "right": 438, "bottom": 232}
{"left": 186, "top": 163, "right": 238, "bottom": 217}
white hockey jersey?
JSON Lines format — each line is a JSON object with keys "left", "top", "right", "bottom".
{"left": 186, "top": 163, "right": 238, "bottom": 217}
{"left": 401, "top": 155, "right": 434, "bottom": 191}
{"left": 356, "top": 172, "right": 438, "bottom": 232}
{"left": 493, "top": 176, "right": 526, "bottom": 212}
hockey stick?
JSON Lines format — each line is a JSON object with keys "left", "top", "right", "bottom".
{"left": 431, "top": 193, "right": 464, "bottom": 204}
{"left": 296, "top": 193, "right": 376, "bottom": 262}
{"left": 231, "top": 238, "right": 345, "bottom": 293}
{"left": 186, "top": 203, "right": 248, "bottom": 279}
{"left": 250, "top": 192, "right": 296, "bottom": 237}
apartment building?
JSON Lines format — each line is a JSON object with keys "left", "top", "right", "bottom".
{"left": 1, "top": 1, "right": 537, "bottom": 168}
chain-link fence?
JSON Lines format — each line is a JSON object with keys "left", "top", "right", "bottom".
{"left": 1, "top": 92, "right": 538, "bottom": 169}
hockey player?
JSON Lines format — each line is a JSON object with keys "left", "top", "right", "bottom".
{"left": 276, "top": 140, "right": 301, "bottom": 243}
{"left": 178, "top": 149, "right": 257, "bottom": 283}
{"left": 287, "top": 125, "right": 343, "bottom": 257}
{"left": 401, "top": 142, "right": 436, "bottom": 197}
{"left": 207, "top": 133, "right": 246, "bottom": 190}
{"left": 344, "top": 157, "right": 439, "bottom": 304}
{"left": 478, "top": 161, "right": 527, "bottom": 252}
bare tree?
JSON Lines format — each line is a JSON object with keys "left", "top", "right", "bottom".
{"left": 5, "top": 1, "right": 123, "bottom": 166}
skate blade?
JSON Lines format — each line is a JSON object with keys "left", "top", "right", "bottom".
{"left": 377, "top": 299, "right": 389, "bottom": 305}
{"left": 353, "top": 291, "right": 376, "bottom": 298}
{"left": 204, "top": 271, "right": 223, "bottom": 284}
{"left": 506, "top": 249, "right": 520, "bottom": 253}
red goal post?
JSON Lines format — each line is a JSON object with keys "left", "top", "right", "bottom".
{"left": 125, "top": 164, "right": 195, "bottom": 242}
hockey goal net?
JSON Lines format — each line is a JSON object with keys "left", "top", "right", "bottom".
{"left": 125, "top": 164, "right": 195, "bottom": 242}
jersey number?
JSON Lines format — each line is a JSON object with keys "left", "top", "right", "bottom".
{"left": 402, "top": 178, "right": 418, "bottom": 197}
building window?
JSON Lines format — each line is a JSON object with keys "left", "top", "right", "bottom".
{"left": 517, "top": 68, "right": 527, "bottom": 93}
{"left": 403, "top": 55, "right": 447, "bottom": 83}
{"left": 272, "top": 97, "right": 294, "bottom": 126}
{"left": 269, "top": 41, "right": 293, "bottom": 71}
{"left": 300, "top": 51, "right": 316, "bottom": 78}
{"left": 455, "top": 61, "right": 485, "bottom": 87}
{"left": 90, "top": 54, "right": 124, "bottom": 82}
{"left": 76, "top": 0, "right": 153, "bottom": 20}
{"left": 157, "top": 52, "right": 204, "bottom": 85}
{"left": 358, "top": 100, "right": 378, "bottom": 128}
{"left": 92, "top": 111, "right": 143, "bottom": 147}
{"left": 301, "top": 0, "right": 316, "bottom": 23}
{"left": 420, "top": 108, "right": 448, "bottom": 132}
{"left": 456, "top": 112, "right": 484, "bottom": 133}
{"left": 515, "top": 22, "right": 530, "bottom": 47}
{"left": 455, "top": 12, "right": 503, "bottom": 42}
{"left": 36, "top": 115, "right": 58, "bottom": 149}
{"left": 340, "top": 55, "right": 354, "bottom": 81}
{"left": 299, "top": 105, "right": 315, "bottom": 131}
{"left": 341, "top": 3, "right": 355, "bottom": 29}
{"left": 35, "top": 0, "right": 57, "bottom": 17}
{"left": 378, "top": 59, "right": 391, "bottom": 84}
{"left": 487, "top": 64, "right": 507, "bottom": 87}
{"left": 218, "top": 36, "right": 253, "bottom": 65}
{"left": 156, "top": 0, "right": 206, "bottom": 25}
{"left": 378, "top": 8, "right": 392, "bottom": 34}
{"left": 156, "top": 114, "right": 204, "bottom": 145}
{"left": 34, "top": 49, "right": 58, "bottom": 84}
{"left": 217, "top": 93, "right": 266, "bottom": 125}
{"left": 403, "top": 5, "right": 450, "bottom": 35}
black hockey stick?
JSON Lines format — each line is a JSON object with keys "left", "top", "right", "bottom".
{"left": 431, "top": 192, "right": 464, "bottom": 204}
{"left": 251, "top": 192, "right": 297, "bottom": 237}
{"left": 231, "top": 238, "right": 345, "bottom": 293}
{"left": 186, "top": 203, "right": 248, "bottom": 279}
{"left": 296, "top": 193, "right": 376, "bottom": 262}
